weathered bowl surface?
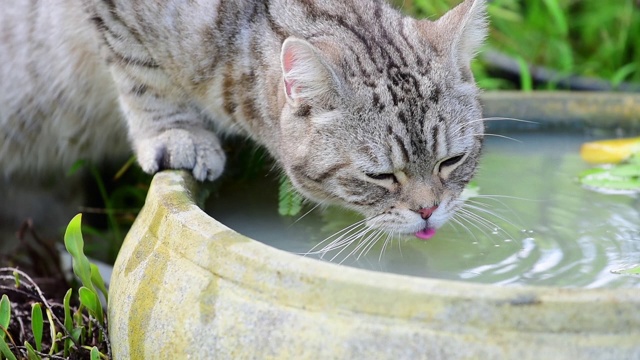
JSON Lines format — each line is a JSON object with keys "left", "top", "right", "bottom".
{"left": 109, "top": 168, "right": 640, "bottom": 359}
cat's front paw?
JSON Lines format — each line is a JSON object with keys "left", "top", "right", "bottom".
{"left": 134, "top": 129, "right": 225, "bottom": 181}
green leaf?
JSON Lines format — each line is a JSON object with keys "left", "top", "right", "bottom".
{"left": 609, "top": 164, "right": 640, "bottom": 177}
{"left": 113, "top": 156, "right": 137, "bottom": 180}
{"left": 67, "top": 159, "right": 87, "bottom": 177}
{"left": 64, "top": 214, "right": 96, "bottom": 293}
{"left": 0, "top": 336, "right": 17, "bottom": 360}
{"left": 70, "top": 327, "right": 83, "bottom": 343}
{"left": 24, "top": 342, "right": 39, "bottom": 360}
{"left": 90, "top": 346, "right": 101, "bottom": 360}
{"left": 542, "top": 0, "right": 568, "bottom": 37}
{"left": 515, "top": 56, "right": 533, "bottom": 92}
{"left": 612, "top": 264, "right": 640, "bottom": 275}
{"left": 611, "top": 63, "right": 639, "bottom": 88}
{"left": 30, "top": 304, "right": 43, "bottom": 352}
{"left": 63, "top": 289, "right": 73, "bottom": 356}
{"left": 78, "top": 287, "right": 104, "bottom": 325}
{"left": 579, "top": 163, "right": 640, "bottom": 192}
{"left": 90, "top": 264, "right": 109, "bottom": 303}
{"left": 278, "top": 176, "right": 304, "bottom": 217}
{"left": 63, "top": 289, "right": 73, "bottom": 332}
{"left": 0, "top": 295, "right": 10, "bottom": 340}
{"left": 45, "top": 309, "right": 57, "bottom": 355}
{"left": 73, "top": 308, "right": 84, "bottom": 332}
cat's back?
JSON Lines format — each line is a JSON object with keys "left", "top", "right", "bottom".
{"left": 0, "top": 0, "right": 129, "bottom": 178}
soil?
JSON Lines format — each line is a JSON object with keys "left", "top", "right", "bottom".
{"left": 0, "top": 220, "right": 110, "bottom": 359}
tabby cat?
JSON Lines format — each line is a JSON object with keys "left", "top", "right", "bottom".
{"left": 0, "top": 0, "right": 487, "bottom": 240}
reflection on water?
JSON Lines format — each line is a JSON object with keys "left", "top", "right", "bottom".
{"left": 207, "top": 131, "right": 640, "bottom": 288}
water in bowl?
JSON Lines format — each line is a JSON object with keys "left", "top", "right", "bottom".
{"left": 207, "top": 129, "right": 640, "bottom": 288}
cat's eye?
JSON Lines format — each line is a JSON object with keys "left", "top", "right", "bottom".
{"left": 439, "top": 154, "right": 465, "bottom": 172}
{"left": 366, "top": 173, "right": 397, "bottom": 183}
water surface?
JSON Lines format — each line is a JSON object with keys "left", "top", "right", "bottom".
{"left": 207, "top": 130, "right": 640, "bottom": 288}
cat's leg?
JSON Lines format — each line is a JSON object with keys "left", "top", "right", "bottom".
{"left": 112, "top": 68, "right": 226, "bottom": 181}
{"left": 86, "top": 1, "right": 225, "bottom": 181}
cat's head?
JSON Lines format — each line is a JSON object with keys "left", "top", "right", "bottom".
{"left": 278, "top": 0, "right": 487, "bottom": 239}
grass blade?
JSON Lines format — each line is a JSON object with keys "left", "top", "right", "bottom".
{"left": 0, "top": 335, "right": 17, "bottom": 360}
{"left": 0, "top": 295, "right": 10, "bottom": 340}
{"left": 90, "top": 346, "right": 101, "bottom": 360}
{"left": 542, "top": 0, "right": 567, "bottom": 36}
{"left": 515, "top": 56, "right": 533, "bottom": 92}
{"left": 63, "top": 289, "right": 73, "bottom": 356}
{"left": 30, "top": 304, "right": 43, "bottom": 352}
{"left": 12, "top": 271, "right": 19, "bottom": 288}
{"left": 24, "top": 342, "right": 39, "bottom": 360}
{"left": 78, "top": 287, "right": 104, "bottom": 325}
{"left": 45, "top": 309, "right": 57, "bottom": 355}
{"left": 64, "top": 214, "right": 96, "bottom": 293}
{"left": 90, "top": 264, "right": 109, "bottom": 303}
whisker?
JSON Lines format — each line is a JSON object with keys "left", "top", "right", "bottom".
{"left": 354, "top": 231, "right": 378, "bottom": 261}
{"left": 473, "top": 194, "right": 543, "bottom": 202}
{"left": 321, "top": 227, "right": 367, "bottom": 255}
{"left": 459, "top": 205, "right": 523, "bottom": 248}
{"left": 320, "top": 217, "right": 385, "bottom": 261}
{"left": 463, "top": 198, "right": 523, "bottom": 227}
{"left": 332, "top": 227, "right": 375, "bottom": 263}
{"left": 341, "top": 230, "right": 374, "bottom": 262}
{"left": 358, "top": 230, "right": 387, "bottom": 260}
{"left": 457, "top": 207, "right": 504, "bottom": 233}
{"left": 454, "top": 210, "right": 499, "bottom": 245}
{"left": 463, "top": 198, "right": 497, "bottom": 210}
{"left": 306, "top": 222, "right": 364, "bottom": 254}
{"left": 443, "top": 217, "right": 469, "bottom": 241}
{"left": 463, "top": 201, "right": 523, "bottom": 230}
{"left": 450, "top": 214, "right": 481, "bottom": 243}
{"left": 303, "top": 218, "right": 369, "bottom": 255}
{"left": 379, "top": 231, "right": 394, "bottom": 262}
{"left": 290, "top": 202, "right": 324, "bottom": 226}
{"left": 475, "top": 117, "right": 539, "bottom": 125}
{"left": 474, "top": 133, "right": 523, "bottom": 143}
{"left": 446, "top": 117, "right": 537, "bottom": 142}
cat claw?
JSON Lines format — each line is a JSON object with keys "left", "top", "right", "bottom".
{"left": 135, "top": 128, "right": 225, "bottom": 182}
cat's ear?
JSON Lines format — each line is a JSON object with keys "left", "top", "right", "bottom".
{"left": 429, "top": 0, "right": 488, "bottom": 68}
{"left": 280, "top": 37, "right": 342, "bottom": 108}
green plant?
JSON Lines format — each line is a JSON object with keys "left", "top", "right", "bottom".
{"left": 579, "top": 147, "right": 640, "bottom": 193}
{"left": 0, "top": 214, "right": 110, "bottom": 359}
{"left": 400, "top": 0, "right": 640, "bottom": 89}
{"left": 614, "top": 266, "right": 640, "bottom": 275}
{"left": 278, "top": 175, "right": 304, "bottom": 217}
{"left": 579, "top": 161, "right": 640, "bottom": 192}
{"left": 578, "top": 145, "right": 640, "bottom": 275}
{"left": 68, "top": 159, "right": 150, "bottom": 263}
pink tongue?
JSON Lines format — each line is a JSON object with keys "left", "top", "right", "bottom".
{"left": 415, "top": 228, "right": 437, "bottom": 240}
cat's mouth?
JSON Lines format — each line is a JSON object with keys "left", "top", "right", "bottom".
{"left": 415, "top": 227, "right": 437, "bottom": 240}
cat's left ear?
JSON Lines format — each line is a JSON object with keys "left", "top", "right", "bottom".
{"left": 427, "top": 0, "right": 488, "bottom": 70}
{"left": 280, "top": 37, "right": 343, "bottom": 108}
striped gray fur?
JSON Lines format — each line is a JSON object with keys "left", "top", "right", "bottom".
{"left": 0, "top": 0, "right": 487, "bottom": 236}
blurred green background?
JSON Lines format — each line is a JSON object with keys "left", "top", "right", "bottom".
{"left": 395, "top": 0, "right": 640, "bottom": 91}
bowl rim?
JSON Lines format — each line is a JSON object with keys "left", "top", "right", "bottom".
{"left": 144, "top": 170, "right": 640, "bottom": 334}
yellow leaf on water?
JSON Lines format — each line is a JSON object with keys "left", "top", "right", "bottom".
{"left": 580, "top": 137, "right": 640, "bottom": 164}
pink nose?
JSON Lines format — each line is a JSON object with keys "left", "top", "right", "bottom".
{"left": 418, "top": 206, "right": 438, "bottom": 220}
